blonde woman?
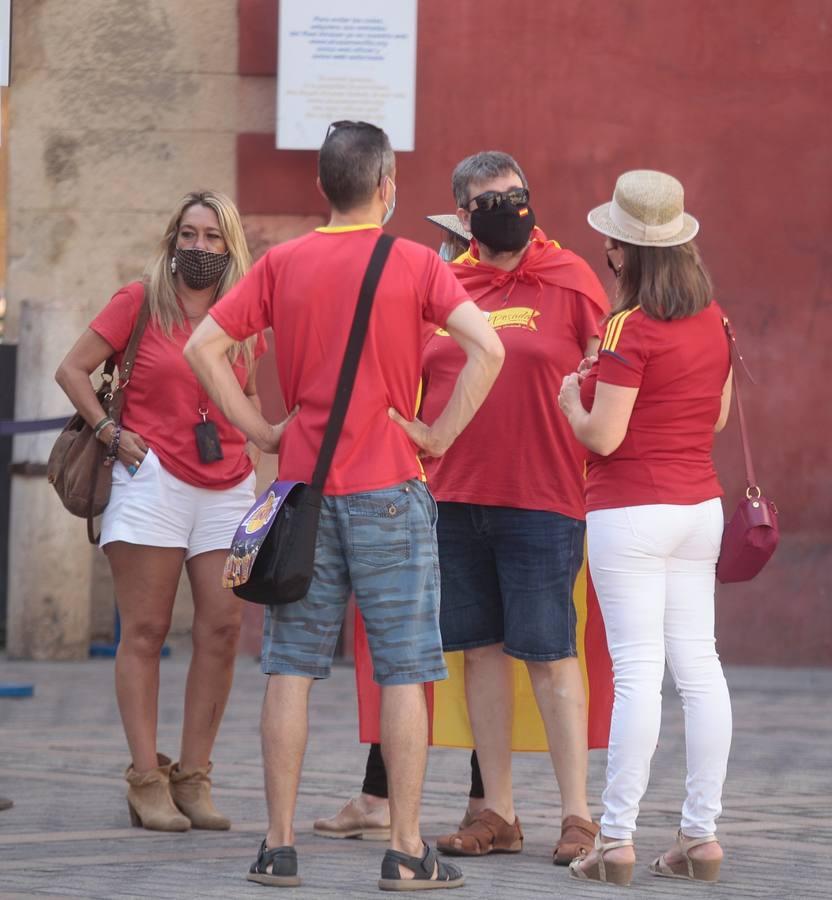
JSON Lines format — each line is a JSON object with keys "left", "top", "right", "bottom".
{"left": 56, "top": 191, "right": 265, "bottom": 832}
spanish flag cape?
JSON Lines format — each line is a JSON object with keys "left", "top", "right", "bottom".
{"left": 450, "top": 226, "right": 609, "bottom": 317}
{"left": 354, "top": 227, "right": 613, "bottom": 751}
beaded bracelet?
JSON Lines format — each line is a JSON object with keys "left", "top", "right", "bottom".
{"left": 105, "top": 425, "right": 122, "bottom": 465}
{"left": 93, "top": 415, "right": 114, "bottom": 439}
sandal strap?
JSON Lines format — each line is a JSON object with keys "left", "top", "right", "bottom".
{"left": 441, "top": 808, "right": 518, "bottom": 854}
{"left": 678, "top": 830, "right": 718, "bottom": 852}
{"left": 457, "top": 813, "right": 499, "bottom": 848}
{"left": 250, "top": 840, "right": 297, "bottom": 877}
{"left": 677, "top": 831, "right": 718, "bottom": 878}
{"left": 381, "top": 843, "right": 462, "bottom": 882}
{"left": 594, "top": 833, "right": 633, "bottom": 882}
{"left": 560, "top": 815, "right": 599, "bottom": 842}
{"left": 595, "top": 833, "right": 634, "bottom": 853}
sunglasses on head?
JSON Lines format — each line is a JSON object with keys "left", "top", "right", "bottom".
{"left": 469, "top": 188, "right": 530, "bottom": 211}
{"left": 324, "top": 120, "right": 387, "bottom": 186}
{"left": 325, "top": 120, "right": 383, "bottom": 141}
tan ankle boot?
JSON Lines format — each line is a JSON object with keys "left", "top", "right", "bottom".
{"left": 125, "top": 753, "right": 191, "bottom": 832}
{"left": 170, "top": 761, "right": 230, "bottom": 830}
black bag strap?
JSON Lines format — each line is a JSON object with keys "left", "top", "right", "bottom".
{"left": 310, "top": 233, "right": 396, "bottom": 490}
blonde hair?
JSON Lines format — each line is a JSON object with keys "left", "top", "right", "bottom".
{"left": 145, "top": 190, "right": 255, "bottom": 370}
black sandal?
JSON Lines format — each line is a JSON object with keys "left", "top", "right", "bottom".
{"left": 246, "top": 840, "right": 300, "bottom": 888}
{"left": 379, "top": 842, "right": 464, "bottom": 892}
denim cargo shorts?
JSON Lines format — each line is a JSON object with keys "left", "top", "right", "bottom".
{"left": 262, "top": 479, "right": 448, "bottom": 686}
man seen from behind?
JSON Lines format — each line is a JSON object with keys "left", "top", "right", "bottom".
{"left": 185, "top": 122, "right": 504, "bottom": 891}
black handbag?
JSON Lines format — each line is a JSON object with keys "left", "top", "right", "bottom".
{"left": 223, "top": 233, "right": 396, "bottom": 605}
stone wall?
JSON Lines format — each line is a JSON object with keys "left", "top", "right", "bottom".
{"left": 4, "top": 1, "right": 284, "bottom": 652}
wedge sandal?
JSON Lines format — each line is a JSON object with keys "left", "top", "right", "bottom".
{"left": 569, "top": 833, "right": 634, "bottom": 886}
{"left": 379, "top": 842, "right": 464, "bottom": 892}
{"left": 246, "top": 840, "right": 300, "bottom": 888}
{"left": 648, "top": 830, "right": 722, "bottom": 882}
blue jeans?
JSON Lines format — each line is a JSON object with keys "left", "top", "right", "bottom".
{"left": 438, "top": 502, "right": 585, "bottom": 661}
{"left": 262, "top": 480, "right": 447, "bottom": 686}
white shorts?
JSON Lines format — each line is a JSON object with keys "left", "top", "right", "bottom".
{"left": 100, "top": 448, "right": 257, "bottom": 560}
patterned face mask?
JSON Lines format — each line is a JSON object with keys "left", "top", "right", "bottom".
{"left": 173, "top": 247, "right": 230, "bottom": 291}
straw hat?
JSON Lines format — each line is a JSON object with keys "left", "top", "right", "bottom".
{"left": 587, "top": 170, "right": 699, "bottom": 247}
{"left": 425, "top": 214, "right": 472, "bottom": 242}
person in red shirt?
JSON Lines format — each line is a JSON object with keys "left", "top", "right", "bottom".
{"left": 185, "top": 122, "right": 504, "bottom": 891}
{"left": 390, "top": 152, "right": 609, "bottom": 864}
{"left": 559, "top": 170, "right": 733, "bottom": 886}
{"left": 55, "top": 191, "right": 264, "bottom": 833}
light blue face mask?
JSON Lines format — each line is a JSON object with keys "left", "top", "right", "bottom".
{"left": 438, "top": 242, "right": 456, "bottom": 262}
{"left": 381, "top": 177, "right": 396, "bottom": 226}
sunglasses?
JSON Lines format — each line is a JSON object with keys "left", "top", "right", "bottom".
{"left": 324, "top": 120, "right": 387, "bottom": 186}
{"left": 469, "top": 188, "right": 530, "bottom": 211}
{"left": 325, "top": 120, "right": 383, "bottom": 141}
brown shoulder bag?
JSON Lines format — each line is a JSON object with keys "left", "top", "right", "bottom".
{"left": 47, "top": 292, "right": 150, "bottom": 543}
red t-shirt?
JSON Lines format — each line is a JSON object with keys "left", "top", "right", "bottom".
{"left": 580, "top": 301, "right": 730, "bottom": 512}
{"left": 209, "top": 226, "right": 470, "bottom": 495}
{"left": 90, "top": 281, "right": 264, "bottom": 490}
{"left": 421, "top": 230, "right": 608, "bottom": 518}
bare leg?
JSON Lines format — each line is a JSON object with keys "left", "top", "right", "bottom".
{"left": 526, "top": 656, "right": 591, "bottom": 821}
{"left": 380, "top": 683, "right": 427, "bottom": 859}
{"left": 106, "top": 542, "right": 184, "bottom": 772}
{"left": 262, "top": 674, "right": 312, "bottom": 848}
{"left": 179, "top": 549, "right": 243, "bottom": 770}
{"left": 463, "top": 644, "right": 514, "bottom": 822}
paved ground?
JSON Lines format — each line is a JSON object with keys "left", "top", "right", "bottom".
{"left": 0, "top": 653, "right": 829, "bottom": 899}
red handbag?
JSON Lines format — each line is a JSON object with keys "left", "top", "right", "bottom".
{"left": 716, "top": 319, "right": 779, "bottom": 583}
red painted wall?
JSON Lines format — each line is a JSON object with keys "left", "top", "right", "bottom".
{"left": 238, "top": 0, "right": 832, "bottom": 664}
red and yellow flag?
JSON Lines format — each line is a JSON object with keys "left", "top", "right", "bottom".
{"left": 354, "top": 546, "right": 612, "bottom": 750}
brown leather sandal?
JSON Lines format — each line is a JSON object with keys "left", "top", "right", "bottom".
{"left": 437, "top": 809, "right": 523, "bottom": 857}
{"left": 553, "top": 815, "right": 600, "bottom": 865}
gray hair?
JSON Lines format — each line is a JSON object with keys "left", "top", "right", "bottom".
{"left": 452, "top": 151, "right": 528, "bottom": 208}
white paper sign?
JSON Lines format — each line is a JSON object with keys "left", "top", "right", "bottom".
{"left": 277, "top": 0, "right": 417, "bottom": 151}
{"left": 0, "top": 0, "right": 10, "bottom": 87}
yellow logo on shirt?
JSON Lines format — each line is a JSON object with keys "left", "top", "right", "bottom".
{"left": 436, "top": 307, "right": 540, "bottom": 336}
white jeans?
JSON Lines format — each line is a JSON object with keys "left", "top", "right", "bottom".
{"left": 587, "top": 499, "right": 732, "bottom": 839}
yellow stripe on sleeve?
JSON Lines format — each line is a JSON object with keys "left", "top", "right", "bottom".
{"left": 601, "top": 311, "right": 624, "bottom": 351}
{"left": 602, "top": 306, "right": 640, "bottom": 352}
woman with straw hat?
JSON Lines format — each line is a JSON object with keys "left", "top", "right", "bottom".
{"left": 558, "top": 170, "right": 733, "bottom": 886}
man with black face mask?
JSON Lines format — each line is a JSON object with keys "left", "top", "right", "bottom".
{"left": 395, "top": 152, "right": 612, "bottom": 864}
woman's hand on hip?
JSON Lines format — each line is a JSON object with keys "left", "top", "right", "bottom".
{"left": 115, "top": 429, "right": 148, "bottom": 470}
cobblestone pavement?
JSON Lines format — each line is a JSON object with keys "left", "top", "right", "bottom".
{"left": 0, "top": 655, "right": 829, "bottom": 899}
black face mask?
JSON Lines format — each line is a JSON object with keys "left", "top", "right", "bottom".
{"left": 470, "top": 204, "right": 536, "bottom": 253}
{"left": 174, "top": 247, "right": 230, "bottom": 291}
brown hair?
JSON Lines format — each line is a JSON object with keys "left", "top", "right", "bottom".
{"left": 612, "top": 239, "right": 712, "bottom": 320}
